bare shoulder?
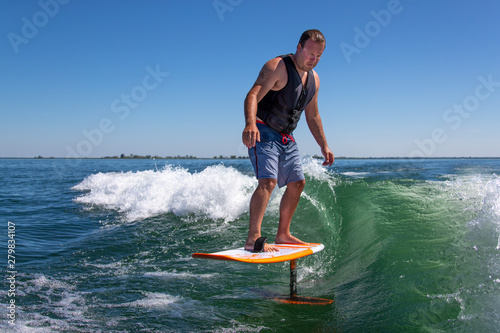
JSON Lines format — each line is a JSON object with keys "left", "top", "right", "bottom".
{"left": 263, "top": 57, "right": 286, "bottom": 74}
{"left": 311, "top": 69, "right": 320, "bottom": 89}
{"left": 256, "top": 57, "right": 287, "bottom": 90}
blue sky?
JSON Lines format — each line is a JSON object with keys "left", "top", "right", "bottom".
{"left": 1, "top": 0, "right": 499, "bottom": 158}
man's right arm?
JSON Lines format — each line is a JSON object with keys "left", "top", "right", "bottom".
{"left": 242, "top": 85, "right": 261, "bottom": 148}
{"left": 242, "top": 58, "right": 283, "bottom": 148}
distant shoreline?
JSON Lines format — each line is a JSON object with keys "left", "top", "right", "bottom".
{"left": 1, "top": 156, "right": 500, "bottom": 160}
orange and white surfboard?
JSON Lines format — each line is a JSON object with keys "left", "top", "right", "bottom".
{"left": 192, "top": 243, "right": 324, "bottom": 264}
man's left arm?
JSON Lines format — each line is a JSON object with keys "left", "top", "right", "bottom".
{"left": 304, "top": 72, "right": 334, "bottom": 166}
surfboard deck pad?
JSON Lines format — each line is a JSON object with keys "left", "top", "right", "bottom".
{"left": 192, "top": 243, "right": 324, "bottom": 264}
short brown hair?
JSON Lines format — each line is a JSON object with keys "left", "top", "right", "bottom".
{"left": 299, "top": 29, "right": 326, "bottom": 47}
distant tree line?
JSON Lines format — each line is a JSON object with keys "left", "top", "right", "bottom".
{"left": 107, "top": 154, "right": 249, "bottom": 159}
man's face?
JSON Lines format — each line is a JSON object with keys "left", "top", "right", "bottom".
{"left": 296, "top": 39, "right": 325, "bottom": 72}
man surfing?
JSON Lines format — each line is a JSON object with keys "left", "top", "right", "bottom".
{"left": 242, "top": 29, "right": 334, "bottom": 252}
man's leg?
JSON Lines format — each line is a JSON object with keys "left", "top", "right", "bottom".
{"left": 275, "top": 179, "right": 307, "bottom": 244}
{"left": 245, "top": 178, "right": 278, "bottom": 252}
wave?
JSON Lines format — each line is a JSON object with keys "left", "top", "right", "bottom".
{"left": 71, "top": 159, "right": 336, "bottom": 224}
{"left": 72, "top": 164, "right": 257, "bottom": 222}
{"left": 71, "top": 159, "right": 500, "bottom": 256}
{"left": 328, "top": 171, "right": 500, "bottom": 330}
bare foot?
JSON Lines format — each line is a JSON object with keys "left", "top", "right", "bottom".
{"left": 244, "top": 238, "right": 278, "bottom": 252}
{"left": 275, "top": 234, "right": 308, "bottom": 245}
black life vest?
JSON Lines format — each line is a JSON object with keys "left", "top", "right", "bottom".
{"left": 256, "top": 54, "right": 316, "bottom": 134}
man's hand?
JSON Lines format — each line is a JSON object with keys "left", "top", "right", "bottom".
{"left": 242, "top": 123, "right": 260, "bottom": 148}
{"left": 322, "top": 146, "right": 334, "bottom": 166}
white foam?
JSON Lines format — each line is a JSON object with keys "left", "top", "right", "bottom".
{"left": 301, "top": 158, "right": 337, "bottom": 212}
{"left": 72, "top": 164, "right": 257, "bottom": 222}
{"left": 72, "top": 160, "right": 337, "bottom": 223}
{"left": 143, "top": 271, "right": 218, "bottom": 279}
{"left": 17, "top": 275, "right": 91, "bottom": 331}
{"left": 25, "top": 274, "right": 76, "bottom": 293}
{"left": 84, "top": 261, "right": 131, "bottom": 277}
{"left": 119, "top": 292, "right": 181, "bottom": 308}
{"left": 340, "top": 171, "right": 370, "bottom": 178}
{"left": 213, "top": 320, "right": 269, "bottom": 333}
{"left": 439, "top": 174, "right": 500, "bottom": 249}
{"left": 427, "top": 292, "right": 467, "bottom": 319}
{"left": 302, "top": 157, "right": 336, "bottom": 184}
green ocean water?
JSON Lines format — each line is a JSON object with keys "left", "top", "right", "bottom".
{"left": 1, "top": 158, "right": 499, "bottom": 332}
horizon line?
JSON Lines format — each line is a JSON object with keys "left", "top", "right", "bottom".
{"left": 1, "top": 156, "right": 500, "bottom": 160}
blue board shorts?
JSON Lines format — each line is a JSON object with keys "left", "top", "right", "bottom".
{"left": 249, "top": 122, "right": 305, "bottom": 188}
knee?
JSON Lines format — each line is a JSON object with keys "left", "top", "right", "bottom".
{"left": 290, "top": 179, "right": 306, "bottom": 191}
{"left": 257, "top": 178, "right": 277, "bottom": 193}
